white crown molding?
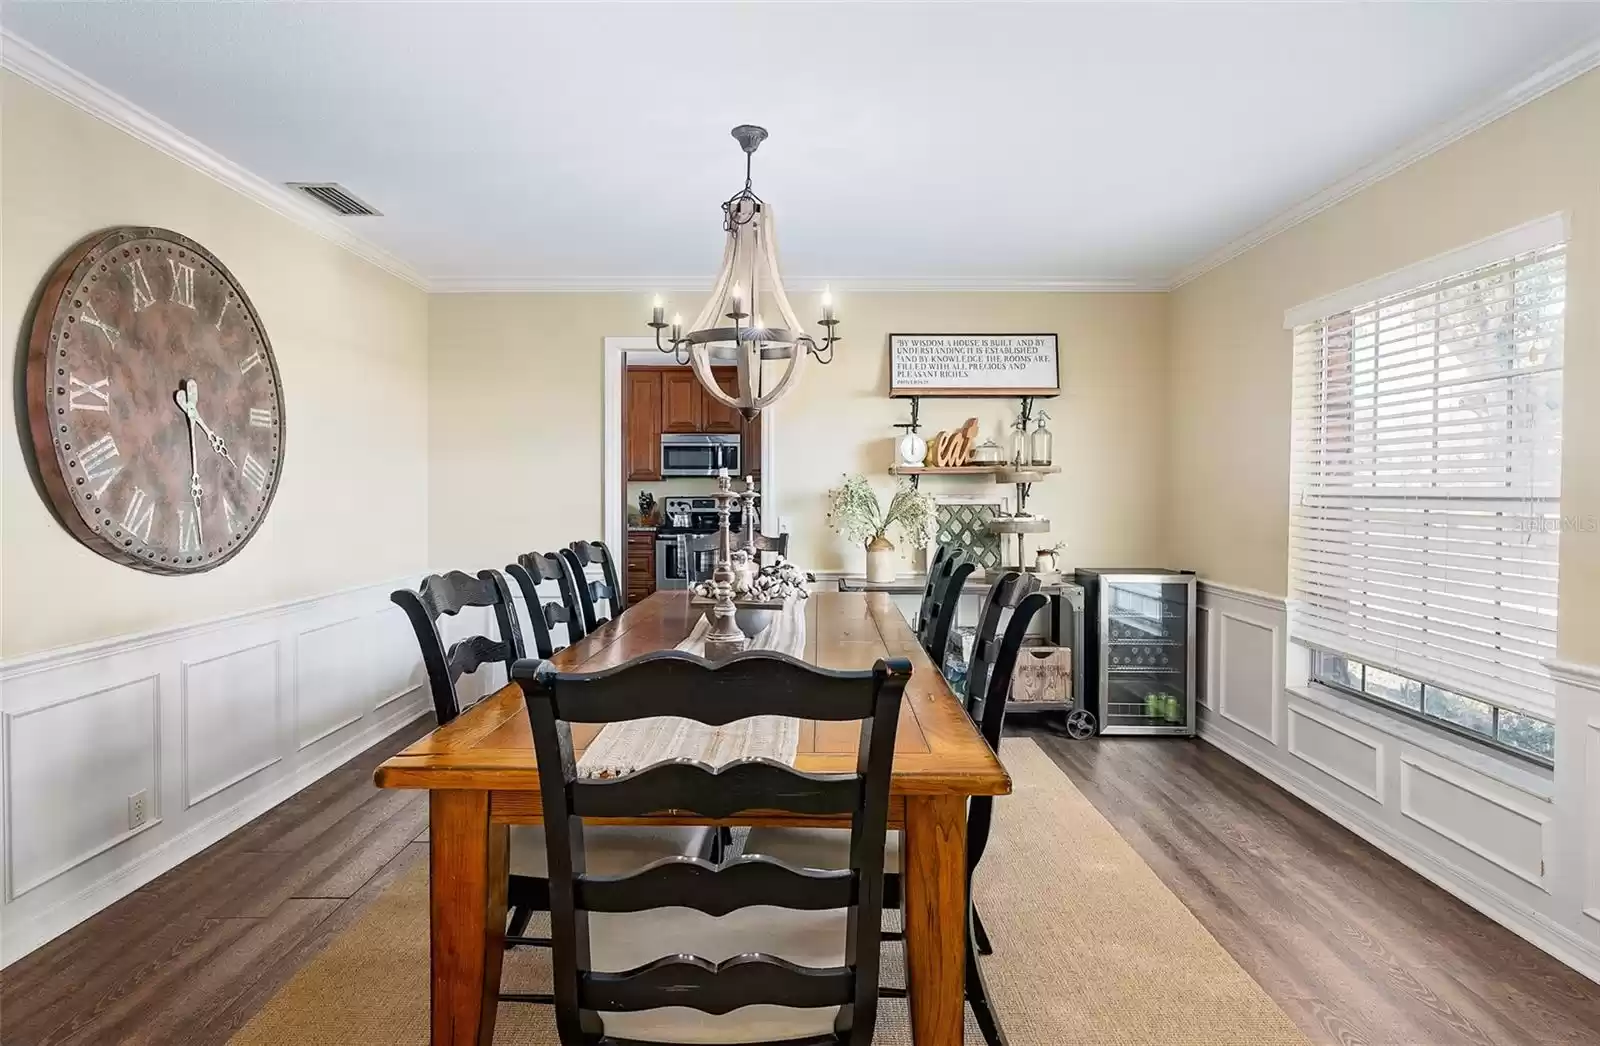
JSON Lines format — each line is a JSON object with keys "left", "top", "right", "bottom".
{"left": 426, "top": 275, "right": 1172, "bottom": 294}
{"left": 1170, "top": 35, "right": 1600, "bottom": 289}
{"left": 0, "top": 30, "right": 428, "bottom": 291}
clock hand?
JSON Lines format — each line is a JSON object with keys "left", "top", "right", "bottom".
{"left": 174, "top": 388, "right": 204, "bottom": 509}
{"left": 179, "top": 379, "right": 237, "bottom": 467}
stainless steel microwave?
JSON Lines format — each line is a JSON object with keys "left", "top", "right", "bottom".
{"left": 660, "top": 433, "right": 741, "bottom": 477}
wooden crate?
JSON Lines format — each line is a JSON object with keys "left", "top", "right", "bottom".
{"left": 1009, "top": 645, "right": 1072, "bottom": 704}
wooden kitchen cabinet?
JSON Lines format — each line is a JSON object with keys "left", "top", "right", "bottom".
{"left": 627, "top": 530, "right": 657, "bottom": 604}
{"left": 661, "top": 370, "right": 703, "bottom": 433}
{"left": 625, "top": 369, "right": 663, "bottom": 480}
{"left": 702, "top": 366, "right": 743, "bottom": 434}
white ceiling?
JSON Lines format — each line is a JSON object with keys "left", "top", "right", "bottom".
{"left": 5, "top": 1, "right": 1600, "bottom": 290}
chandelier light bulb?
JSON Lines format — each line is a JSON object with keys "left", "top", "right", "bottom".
{"left": 651, "top": 296, "right": 665, "bottom": 326}
{"left": 821, "top": 287, "right": 835, "bottom": 321}
{"left": 731, "top": 282, "right": 745, "bottom": 314}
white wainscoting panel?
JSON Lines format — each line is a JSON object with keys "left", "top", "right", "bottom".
{"left": 0, "top": 574, "right": 431, "bottom": 967}
{"left": 4, "top": 675, "right": 160, "bottom": 900}
{"left": 1195, "top": 605, "right": 1213, "bottom": 710}
{"left": 1216, "top": 611, "right": 1279, "bottom": 744}
{"left": 1587, "top": 717, "right": 1600, "bottom": 925}
{"left": 183, "top": 642, "right": 281, "bottom": 807}
{"left": 296, "top": 618, "right": 370, "bottom": 750}
{"left": 1196, "top": 580, "right": 1600, "bottom": 984}
{"left": 1399, "top": 753, "right": 1549, "bottom": 890}
{"left": 1287, "top": 702, "right": 1384, "bottom": 803}
{"left": 372, "top": 605, "right": 428, "bottom": 712}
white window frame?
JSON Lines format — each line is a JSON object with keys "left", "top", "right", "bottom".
{"left": 1284, "top": 214, "right": 1568, "bottom": 725}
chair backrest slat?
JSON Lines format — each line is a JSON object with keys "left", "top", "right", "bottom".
{"left": 391, "top": 569, "right": 522, "bottom": 726}
{"left": 581, "top": 957, "right": 854, "bottom": 1016}
{"left": 544, "top": 650, "right": 884, "bottom": 724}
{"left": 571, "top": 760, "right": 862, "bottom": 819}
{"left": 687, "top": 531, "right": 790, "bottom": 560}
{"left": 506, "top": 551, "right": 585, "bottom": 657}
{"left": 575, "top": 855, "right": 853, "bottom": 915}
{"left": 514, "top": 649, "right": 910, "bottom": 1044}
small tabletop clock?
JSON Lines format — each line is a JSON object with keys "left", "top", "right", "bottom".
{"left": 25, "top": 227, "right": 285, "bottom": 574}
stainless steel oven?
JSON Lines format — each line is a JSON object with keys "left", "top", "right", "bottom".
{"left": 654, "top": 534, "right": 718, "bottom": 590}
{"left": 660, "top": 433, "right": 740, "bottom": 478}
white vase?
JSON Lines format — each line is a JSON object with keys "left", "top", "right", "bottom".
{"left": 865, "top": 537, "right": 897, "bottom": 583}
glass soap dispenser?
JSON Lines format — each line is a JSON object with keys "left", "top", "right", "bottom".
{"left": 1030, "top": 410, "right": 1054, "bottom": 466}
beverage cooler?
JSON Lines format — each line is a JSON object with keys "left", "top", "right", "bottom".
{"left": 1074, "top": 569, "right": 1197, "bottom": 737}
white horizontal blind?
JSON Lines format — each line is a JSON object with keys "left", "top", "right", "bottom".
{"left": 1288, "top": 242, "right": 1566, "bottom": 718}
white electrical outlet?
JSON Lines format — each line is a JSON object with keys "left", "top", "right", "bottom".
{"left": 128, "top": 790, "right": 149, "bottom": 830}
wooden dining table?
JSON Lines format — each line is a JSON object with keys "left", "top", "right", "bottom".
{"left": 375, "top": 590, "right": 1012, "bottom": 1046}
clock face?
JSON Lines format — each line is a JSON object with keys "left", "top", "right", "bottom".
{"left": 26, "top": 228, "right": 285, "bottom": 574}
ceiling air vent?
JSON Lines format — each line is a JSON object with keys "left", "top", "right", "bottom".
{"left": 287, "top": 182, "right": 382, "bottom": 217}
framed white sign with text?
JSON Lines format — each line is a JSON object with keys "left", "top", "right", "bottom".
{"left": 888, "top": 333, "right": 1060, "bottom": 397}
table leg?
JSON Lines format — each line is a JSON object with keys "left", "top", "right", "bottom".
{"left": 429, "top": 790, "right": 508, "bottom": 1046}
{"left": 902, "top": 794, "right": 967, "bottom": 1046}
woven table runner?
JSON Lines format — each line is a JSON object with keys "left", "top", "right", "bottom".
{"left": 576, "top": 599, "right": 806, "bottom": 779}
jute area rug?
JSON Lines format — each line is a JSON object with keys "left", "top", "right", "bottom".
{"left": 231, "top": 739, "right": 1308, "bottom": 1045}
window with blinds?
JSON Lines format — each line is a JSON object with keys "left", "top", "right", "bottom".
{"left": 1288, "top": 228, "right": 1566, "bottom": 721}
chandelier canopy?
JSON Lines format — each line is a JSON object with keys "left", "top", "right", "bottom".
{"left": 649, "top": 125, "right": 838, "bottom": 419}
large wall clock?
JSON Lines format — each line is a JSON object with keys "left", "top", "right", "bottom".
{"left": 25, "top": 227, "right": 285, "bottom": 574}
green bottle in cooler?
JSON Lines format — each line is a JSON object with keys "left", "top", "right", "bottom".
{"left": 1145, "top": 693, "right": 1163, "bottom": 720}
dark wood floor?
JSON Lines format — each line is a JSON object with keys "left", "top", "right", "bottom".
{"left": 1017, "top": 724, "right": 1600, "bottom": 1046}
{"left": 3, "top": 716, "right": 1597, "bottom": 1045}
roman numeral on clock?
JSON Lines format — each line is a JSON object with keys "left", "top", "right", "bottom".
{"left": 239, "top": 352, "right": 263, "bottom": 375}
{"left": 222, "top": 495, "right": 240, "bottom": 534}
{"left": 242, "top": 454, "right": 270, "bottom": 492}
{"left": 215, "top": 297, "right": 230, "bottom": 331}
{"left": 79, "top": 433, "right": 122, "bottom": 497}
{"left": 68, "top": 375, "right": 111, "bottom": 412}
{"left": 124, "top": 258, "right": 157, "bottom": 313}
{"left": 167, "top": 258, "right": 195, "bottom": 309}
{"left": 120, "top": 487, "right": 155, "bottom": 541}
{"left": 179, "top": 508, "right": 202, "bottom": 554}
{"left": 249, "top": 407, "right": 274, "bottom": 428}
{"left": 78, "top": 301, "right": 120, "bottom": 348}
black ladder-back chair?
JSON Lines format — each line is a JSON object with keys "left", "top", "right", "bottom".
{"left": 918, "top": 551, "right": 975, "bottom": 666}
{"left": 392, "top": 569, "right": 714, "bottom": 1011}
{"left": 507, "top": 551, "right": 587, "bottom": 658}
{"left": 390, "top": 569, "right": 550, "bottom": 985}
{"left": 746, "top": 570, "right": 1047, "bottom": 1046}
{"left": 951, "top": 572, "right": 1048, "bottom": 1046}
{"left": 390, "top": 569, "right": 524, "bottom": 727}
{"left": 563, "top": 541, "right": 624, "bottom": 635}
{"left": 513, "top": 650, "right": 912, "bottom": 1046}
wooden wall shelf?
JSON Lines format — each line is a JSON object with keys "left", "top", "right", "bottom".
{"left": 888, "top": 464, "right": 1007, "bottom": 476}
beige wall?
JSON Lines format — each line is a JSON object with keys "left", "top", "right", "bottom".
{"left": 428, "top": 291, "right": 1170, "bottom": 576}
{"left": 1, "top": 73, "right": 431, "bottom": 658}
{"left": 1167, "top": 69, "right": 1600, "bottom": 664}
